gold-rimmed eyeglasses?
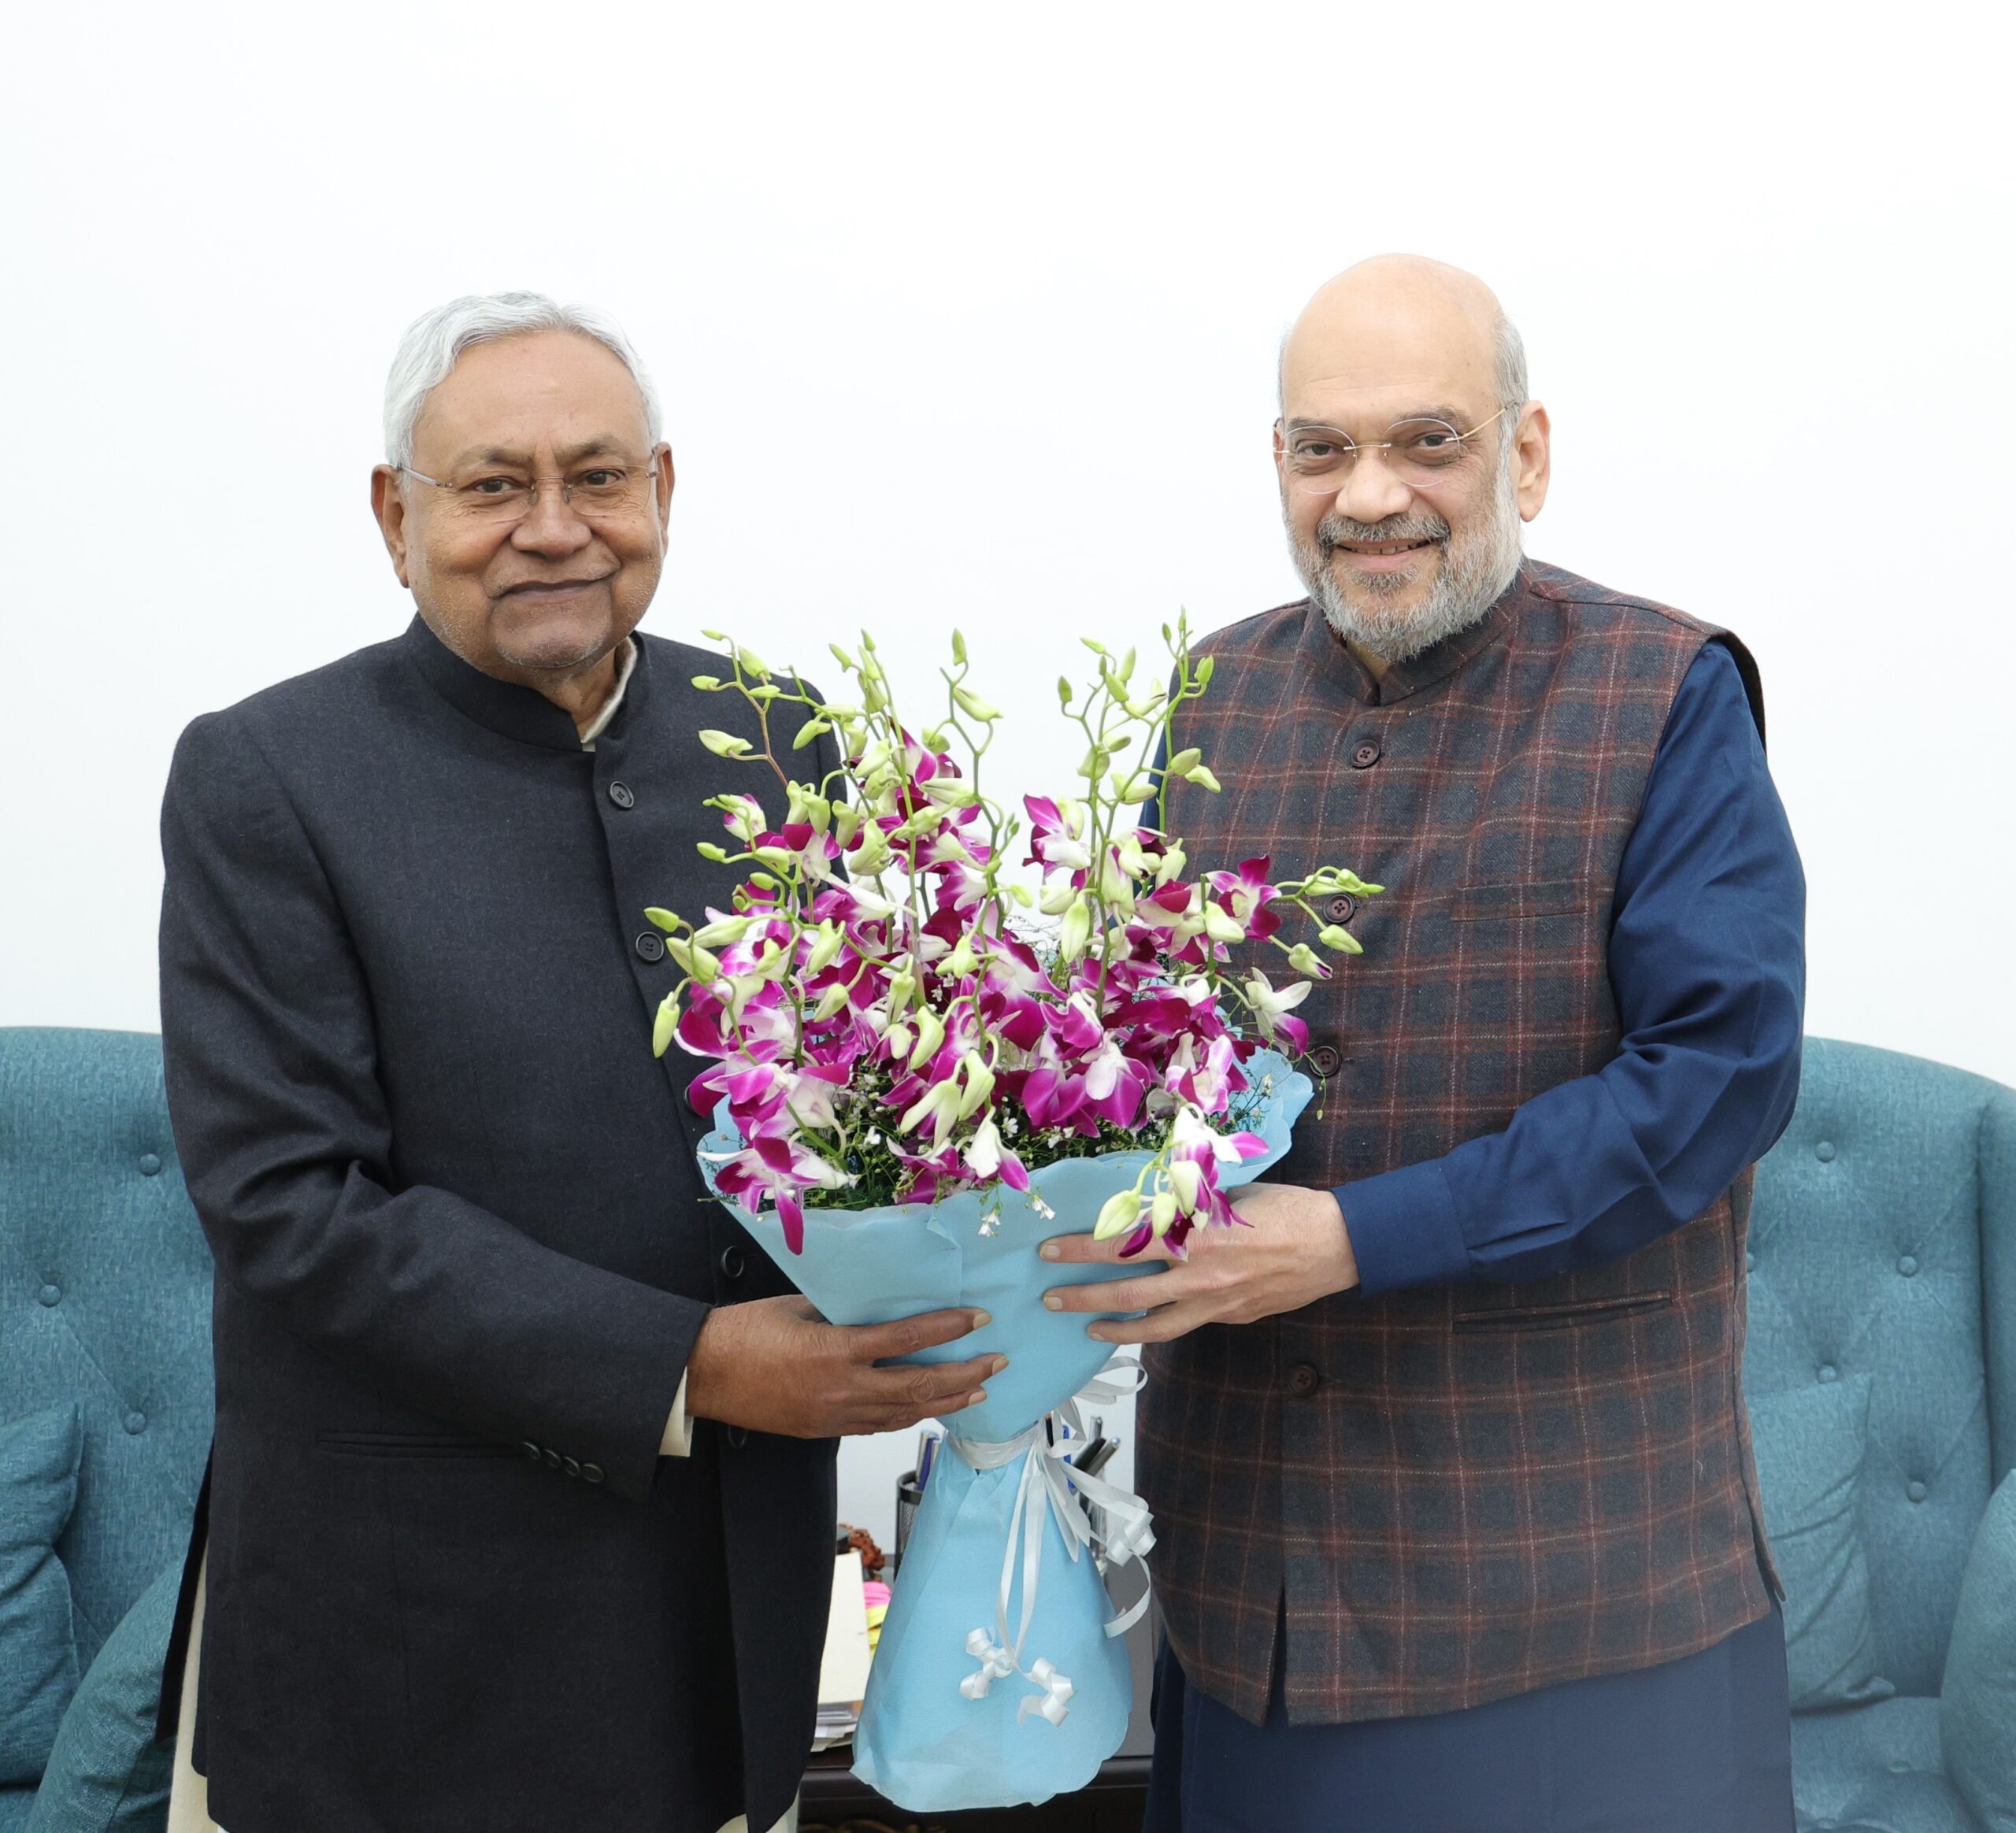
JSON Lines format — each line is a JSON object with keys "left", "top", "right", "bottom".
{"left": 398, "top": 454, "right": 662, "bottom": 525}
{"left": 1279, "top": 405, "right": 1514, "bottom": 495}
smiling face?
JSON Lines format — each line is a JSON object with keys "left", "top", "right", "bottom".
{"left": 1276, "top": 257, "right": 1550, "bottom": 665}
{"left": 371, "top": 329, "right": 673, "bottom": 687}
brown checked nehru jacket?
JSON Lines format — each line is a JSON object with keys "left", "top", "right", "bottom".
{"left": 1138, "top": 561, "right": 1780, "bottom": 1727}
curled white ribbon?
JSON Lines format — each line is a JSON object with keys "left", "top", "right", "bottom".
{"left": 950, "top": 1354, "right": 1157, "bottom": 1724}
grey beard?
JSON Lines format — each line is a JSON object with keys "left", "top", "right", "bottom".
{"left": 1288, "top": 454, "right": 1525, "bottom": 665}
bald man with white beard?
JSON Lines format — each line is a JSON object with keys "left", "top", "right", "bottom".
{"left": 1043, "top": 257, "right": 1805, "bottom": 1832}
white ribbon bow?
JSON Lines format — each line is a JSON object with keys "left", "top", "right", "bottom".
{"left": 951, "top": 1354, "right": 1157, "bottom": 1724}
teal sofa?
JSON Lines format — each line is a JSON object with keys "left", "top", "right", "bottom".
{"left": 1746, "top": 1040, "right": 2016, "bottom": 1833}
{"left": 1, "top": 1031, "right": 211, "bottom": 1832}
{"left": 2, "top": 1028, "right": 2011, "bottom": 1831}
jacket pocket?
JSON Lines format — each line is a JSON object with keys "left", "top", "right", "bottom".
{"left": 1447, "top": 879, "right": 1594, "bottom": 924}
{"left": 314, "top": 1431, "right": 524, "bottom": 1461}
{"left": 1451, "top": 1291, "right": 1677, "bottom": 1332}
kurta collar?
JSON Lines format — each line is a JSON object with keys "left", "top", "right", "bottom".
{"left": 1299, "top": 563, "right": 1529, "bottom": 706}
{"left": 399, "top": 614, "right": 652, "bottom": 752}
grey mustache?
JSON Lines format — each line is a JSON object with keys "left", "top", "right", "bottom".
{"left": 1318, "top": 513, "right": 1449, "bottom": 549}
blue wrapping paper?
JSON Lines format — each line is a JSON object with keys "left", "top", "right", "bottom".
{"left": 699, "top": 1050, "right": 1313, "bottom": 1810}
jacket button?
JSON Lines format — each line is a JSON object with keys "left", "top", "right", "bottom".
{"left": 543, "top": 1448, "right": 562, "bottom": 1468}
{"left": 1326, "top": 894, "right": 1357, "bottom": 920}
{"left": 521, "top": 1442, "right": 543, "bottom": 1461}
{"left": 726, "top": 1424, "right": 749, "bottom": 1449}
{"left": 1310, "top": 1044, "right": 1342, "bottom": 1078}
{"left": 608, "top": 780, "right": 636, "bottom": 809}
{"left": 38, "top": 1283, "right": 61, "bottom": 1306}
{"left": 719, "top": 1246, "right": 747, "bottom": 1280}
{"left": 1349, "top": 738, "right": 1382, "bottom": 770}
{"left": 1899, "top": 1254, "right": 1919, "bottom": 1277}
{"left": 581, "top": 1463, "right": 606, "bottom": 1484}
{"left": 1288, "top": 1362, "right": 1321, "bottom": 1398}
{"left": 635, "top": 931, "right": 667, "bottom": 963}
{"left": 139, "top": 1153, "right": 162, "bottom": 1176}
{"left": 562, "top": 1456, "right": 581, "bottom": 1479}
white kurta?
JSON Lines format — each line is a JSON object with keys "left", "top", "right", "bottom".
{"left": 167, "top": 641, "right": 791, "bottom": 1833}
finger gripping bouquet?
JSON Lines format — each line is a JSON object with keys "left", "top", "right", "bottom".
{"left": 651, "top": 620, "right": 1376, "bottom": 1811}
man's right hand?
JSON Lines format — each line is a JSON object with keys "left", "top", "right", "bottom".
{"left": 684, "top": 1296, "right": 1005, "bottom": 1439}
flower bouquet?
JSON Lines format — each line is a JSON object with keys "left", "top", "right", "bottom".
{"left": 648, "top": 619, "right": 1377, "bottom": 1811}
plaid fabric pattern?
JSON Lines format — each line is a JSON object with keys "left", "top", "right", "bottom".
{"left": 1138, "top": 561, "right": 1777, "bottom": 1726}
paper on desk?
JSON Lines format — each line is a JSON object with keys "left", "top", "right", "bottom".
{"left": 817, "top": 1550, "right": 873, "bottom": 1706}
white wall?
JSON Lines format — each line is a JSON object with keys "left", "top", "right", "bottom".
{"left": 3, "top": 2, "right": 2010, "bottom": 1546}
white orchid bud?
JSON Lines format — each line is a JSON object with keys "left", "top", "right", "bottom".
{"left": 958, "top": 1052, "right": 996, "bottom": 1120}
{"left": 1203, "top": 904, "right": 1247, "bottom": 944}
{"left": 1039, "top": 873, "right": 1080, "bottom": 916}
{"left": 1094, "top": 1188, "right": 1143, "bottom": 1240}
{"left": 698, "top": 730, "right": 753, "bottom": 759}
{"left": 651, "top": 992, "right": 679, "bottom": 1057}
{"left": 909, "top": 1007, "right": 947, "bottom": 1068}
{"left": 1058, "top": 898, "right": 1094, "bottom": 963}
{"left": 692, "top": 914, "right": 754, "bottom": 947}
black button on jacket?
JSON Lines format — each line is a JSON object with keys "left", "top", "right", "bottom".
{"left": 157, "top": 616, "right": 839, "bottom": 1833}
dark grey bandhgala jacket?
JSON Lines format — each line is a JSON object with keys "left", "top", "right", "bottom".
{"left": 156, "top": 615, "right": 839, "bottom": 1833}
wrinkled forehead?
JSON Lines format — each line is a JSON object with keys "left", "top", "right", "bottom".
{"left": 411, "top": 330, "right": 652, "bottom": 470}
{"left": 1280, "top": 302, "right": 1499, "bottom": 431}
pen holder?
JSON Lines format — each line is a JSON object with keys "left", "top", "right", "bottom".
{"left": 894, "top": 1470, "right": 924, "bottom": 1567}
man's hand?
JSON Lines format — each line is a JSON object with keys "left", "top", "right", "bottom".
{"left": 684, "top": 1296, "right": 1005, "bottom": 1438}
{"left": 1040, "top": 1183, "right": 1360, "bottom": 1345}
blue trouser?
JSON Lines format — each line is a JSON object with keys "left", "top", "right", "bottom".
{"left": 1145, "top": 1607, "right": 1796, "bottom": 1833}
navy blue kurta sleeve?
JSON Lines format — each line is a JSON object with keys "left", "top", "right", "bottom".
{"left": 1340, "top": 642, "right": 1807, "bottom": 1294}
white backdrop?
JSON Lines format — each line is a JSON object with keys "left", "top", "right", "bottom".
{"left": 4, "top": 2, "right": 2011, "bottom": 1545}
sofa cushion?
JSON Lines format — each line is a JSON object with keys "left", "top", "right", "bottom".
{"left": 23, "top": 1557, "right": 179, "bottom": 1833}
{"left": 1751, "top": 1375, "right": 1894, "bottom": 1711}
{"left": 0, "top": 1790, "right": 40, "bottom": 1833}
{"left": 0, "top": 1403, "right": 83, "bottom": 1784}
{"left": 1941, "top": 1472, "right": 2016, "bottom": 1832}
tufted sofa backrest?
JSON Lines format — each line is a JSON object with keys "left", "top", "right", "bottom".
{"left": 0, "top": 1027, "right": 213, "bottom": 1671}
{"left": 1745, "top": 1037, "right": 2016, "bottom": 1700}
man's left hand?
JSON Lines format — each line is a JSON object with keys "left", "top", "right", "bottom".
{"left": 1040, "top": 1183, "right": 1360, "bottom": 1344}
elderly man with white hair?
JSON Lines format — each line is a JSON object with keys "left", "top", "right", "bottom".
{"left": 155, "top": 294, "right": 1002, "bottom": 1833}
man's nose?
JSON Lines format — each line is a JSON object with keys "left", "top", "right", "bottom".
{"left": 510, "top": 483, "right": 595, "bottom": 557}
{"left": 1333, "top": 450, "right": 1414, "bottom": 526}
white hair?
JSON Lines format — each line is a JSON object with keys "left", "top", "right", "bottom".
{"left": 382, "top": 291, "right": 662, "bottom": 467}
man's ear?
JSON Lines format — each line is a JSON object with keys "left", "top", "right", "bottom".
{"left": 370, "top": 465, "right": 413, "bottom": 587}
{"left": 1513, "top": 402, "right": 1551, "bottom": 522}
{"left": 652, "top": 443, "right": 676, "bottom": 542}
